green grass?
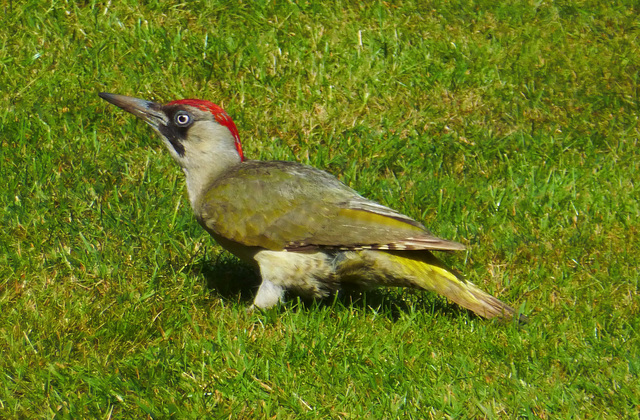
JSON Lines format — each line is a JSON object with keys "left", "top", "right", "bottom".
{"left": 1, "top": 0, "right": 639, "bottom": 418}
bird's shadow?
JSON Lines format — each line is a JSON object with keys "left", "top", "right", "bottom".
{"left": 186, "top": 254, "right": 473, "bottom": 322}
{"left": 313, "top": 288, "right": 471, "bottom": 322}
{"left": 190, "top": 255, "right": 261, "bottom": 304}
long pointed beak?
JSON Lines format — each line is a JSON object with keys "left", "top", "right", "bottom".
{"left": 99, "top": 92, "right": 167, "bottom": 129}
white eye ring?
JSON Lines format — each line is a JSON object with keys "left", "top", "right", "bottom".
{"left": 175, "top": 112, "right": 191, "bottom": 126}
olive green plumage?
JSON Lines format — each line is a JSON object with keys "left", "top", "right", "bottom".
{"left": 196, "top": 160, "right": 464, "bottom": 252}
{"left": 99, "top": 92, "right": 525, "bottom": 322}
{"left": 194, "top": 159, "right": 519, "bottom": 320}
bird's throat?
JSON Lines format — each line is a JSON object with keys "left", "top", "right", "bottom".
{"left": 183, "top": 159, "right": 241, "bottom": 211}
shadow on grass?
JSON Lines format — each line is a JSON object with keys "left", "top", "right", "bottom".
{"left": 306, "top": 288, "right": 471, "bottom": 322}
{"left": 188, "top": 256, "right": 261, "bottom": 304}
{"left": 186, "top": 254, "right": 473, "bottom": 322}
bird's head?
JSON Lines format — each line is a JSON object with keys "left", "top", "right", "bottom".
{"left": 99, "top": 92, "right": 244, "bottom": 167}
{"left": 99, "top": 92, "right": 244, "bottom": 205}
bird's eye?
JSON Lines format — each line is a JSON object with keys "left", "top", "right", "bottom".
{"left": 174, "top": 111, "right": 192, "bottom": 127}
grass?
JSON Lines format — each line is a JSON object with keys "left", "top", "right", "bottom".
{"left": 1, "top": 0, "right": 639, "bottom": 418}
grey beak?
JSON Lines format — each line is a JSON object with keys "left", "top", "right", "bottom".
{"left": 99, "top": 92, "right": 167, "bottom": 129}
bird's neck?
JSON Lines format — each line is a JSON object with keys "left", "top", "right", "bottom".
{"left": 183, "top": 154, "right": 241, "bottom": 210}
{"left": 176, "top": 122, "right": 244, "bottom": 209}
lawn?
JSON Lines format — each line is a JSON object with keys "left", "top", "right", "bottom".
{"left": 1, "top": 0, "right": 639, "bottom": 418}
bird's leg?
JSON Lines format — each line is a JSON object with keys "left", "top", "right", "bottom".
{"left": 251, "top": 277, "right": 285, "bottom": 309}
{"left": 250, "top": 251, "right": 290, "bottom": 310}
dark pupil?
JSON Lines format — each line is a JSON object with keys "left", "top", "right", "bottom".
{"left": 177, "top": 114, "right": 189, "bottom": 125}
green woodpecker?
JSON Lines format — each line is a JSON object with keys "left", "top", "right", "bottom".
{"left": 99, "top": 92, "right": 523, "bottom": 321}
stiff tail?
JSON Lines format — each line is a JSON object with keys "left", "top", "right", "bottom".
{"left": 380, "top": 251, "right": 525, "bottom": 322}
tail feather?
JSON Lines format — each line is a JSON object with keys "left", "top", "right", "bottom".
{"left": 379, "top": 251, "right": 525, "bottom": 322}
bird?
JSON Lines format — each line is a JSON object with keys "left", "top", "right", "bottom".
{"left": 99, "top": 92, "right": 524, "bottom": 321}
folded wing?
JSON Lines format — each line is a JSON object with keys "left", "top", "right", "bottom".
{"left": 197, "top": 161, "right": 465, "bottom": 252}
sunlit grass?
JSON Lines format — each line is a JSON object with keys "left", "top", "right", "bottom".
{"left": 1, "top": 1, "right": 639, "bottom": 418}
